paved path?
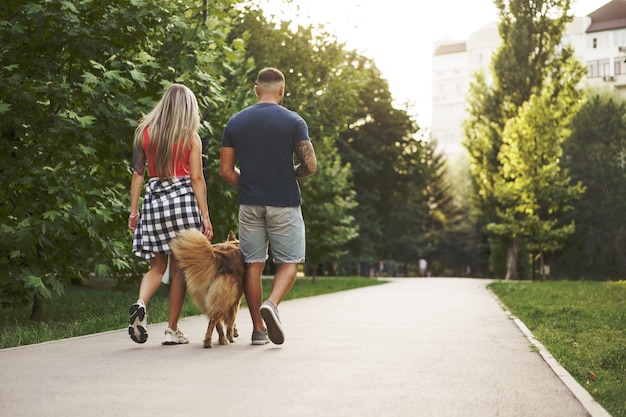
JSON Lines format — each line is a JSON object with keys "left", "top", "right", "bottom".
{"left": 0, "top": 278, "right": 611, "bottom": 417}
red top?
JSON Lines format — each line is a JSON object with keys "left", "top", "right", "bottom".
{"left": 143, "top": 129, "right": 191, "bottom": 178}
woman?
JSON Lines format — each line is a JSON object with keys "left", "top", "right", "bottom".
{"left": 127, "top": 84, "right": 213, "bottom": 345}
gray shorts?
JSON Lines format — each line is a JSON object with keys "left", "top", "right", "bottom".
{"left": 239, "top": 205, "right": 306, "bottom": 264}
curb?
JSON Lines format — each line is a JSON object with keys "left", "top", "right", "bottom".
{"left": 511, "top": 317, "right": 613, "bottom": 417}
{"left": 489, "top": 285, "right": 613, "bottom": 417}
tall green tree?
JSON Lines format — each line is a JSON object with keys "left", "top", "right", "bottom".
{"left": 438, "top": 153, "right": 488, "bottom": 277}
{"left": 463, "top": 0, "right": 577, "bottom": 279}
{"left": 487, "top": 67, "right": 585, "bottom": 280}
{"left": 335, "top": 56, "right": 436, "bottom": 275}
{"left": 0, "top": 0, "right": 244, "bottom": 316}
{"left": 416, "top": 141, "right": 481, "bottom": 276}
{"left": 556, "top": 92, "right": 626, "bottom": 279}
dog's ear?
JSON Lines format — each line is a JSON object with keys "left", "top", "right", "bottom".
{"left": 227, "top": 230, "right": 237, "bottom": 242}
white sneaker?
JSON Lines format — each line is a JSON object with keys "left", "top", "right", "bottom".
{"left": 162, "top": 327, "right": 189, "bottom": 345}
{"left": 128, "top": 301, "right": 148, "bottom": 344}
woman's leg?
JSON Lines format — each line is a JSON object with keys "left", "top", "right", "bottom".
{"left": 130, "top": 253, "right": 167, "bottom": 343}
{"left": 167, "top": 255, "right": 186, "bottom": 331}
{"left": 138, "top": 253, "right": 168, "bottom": 304}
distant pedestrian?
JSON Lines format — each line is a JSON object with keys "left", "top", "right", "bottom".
{"left": 419, "top": 258, "right": 428, "bottom": 277}
{"left": 127, "top": 84, "right": 213, "bottom": 345}
{"left": 220, "top": 67, "right": 317, "bottom": 345}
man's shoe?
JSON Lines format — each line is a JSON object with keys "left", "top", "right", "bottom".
{"left": 128, "top": 301, "right": 148, "bottom": 344}
{"left": 260, "top": 300, "right": 284, "bottom": 345}
{"left": 162, "top": 327, "right": 189, "bottom": 345}
{"left": 251, "top": 330, "right": 269, "bottom": 345}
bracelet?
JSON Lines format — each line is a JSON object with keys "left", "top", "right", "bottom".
{"left": 128, "top": 213, "right": 140, "bottom": 219}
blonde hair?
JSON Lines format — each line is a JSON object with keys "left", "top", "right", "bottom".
{"left": 133, "top": 84, "right": 200, "bottom": 179}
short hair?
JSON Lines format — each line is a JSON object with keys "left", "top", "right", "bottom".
{"left": 256, "top": 67, "right": 285, "bottom": 85}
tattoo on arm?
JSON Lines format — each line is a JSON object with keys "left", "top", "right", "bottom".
{"left": 294, "top": 141, "right": 317, "bottom": 179}
{"left": 133, "top": 145, "right": 146, "bottom": 176}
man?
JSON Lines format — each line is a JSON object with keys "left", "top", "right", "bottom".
{"left": 220, "top": 67, "right": 317, "bottom": 345}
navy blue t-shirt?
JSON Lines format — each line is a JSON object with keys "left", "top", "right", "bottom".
{"left": 221, "top": 103, "right": 310, "bottom": 207}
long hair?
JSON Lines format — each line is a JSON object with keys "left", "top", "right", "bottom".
{"left": 133, "top": 84, "right": 200, "bottom": 179}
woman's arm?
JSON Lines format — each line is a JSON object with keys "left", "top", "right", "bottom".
{"left": 128, "top": 144, "right": 145, "bottom": 232}
{"left": 128, "top": 173, "right": 143, "bottom": 232}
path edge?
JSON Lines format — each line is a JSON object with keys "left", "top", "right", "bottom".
{"left": 488, "top": 287, "right": 613, "bottom": 417}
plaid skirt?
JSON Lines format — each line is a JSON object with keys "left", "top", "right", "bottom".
{"left": 132, "top": 176, "right": 203, "bottom": 259}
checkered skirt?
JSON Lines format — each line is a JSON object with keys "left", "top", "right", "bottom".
{"left": 132, "top": 176, "right": 202, "bottom": 259}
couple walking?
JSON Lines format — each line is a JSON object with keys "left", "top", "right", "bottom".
{"left": 127, "top": 67, "right": 317, "bottom": 346}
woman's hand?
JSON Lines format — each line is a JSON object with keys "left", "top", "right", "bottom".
{"left": 202, "top": 215, "right": 213, "bottom": 241}
{"left": 128, "top": 213, "right": 139, "bottom": 232}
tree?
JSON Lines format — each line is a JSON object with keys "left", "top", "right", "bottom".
{"left": 555, "top": 91, "right": 626, "bottom": 279}
{"left": 0, "top": 0, "right": 245, "bottom": 316}
{"left": 463, "top": 0, "right": 577, "bottom": 279}
{"left": 335, "top": 56, "right": 437, "bottom": 275}
{"left": 487, "top": 68, "right": 585, "bottom": 280}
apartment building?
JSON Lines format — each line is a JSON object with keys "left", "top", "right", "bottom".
{"left": 584, "top": 0, "right": 626, "bottom": 89}
{"left": 431, "top": 0, "right": 626, "bottom": 157}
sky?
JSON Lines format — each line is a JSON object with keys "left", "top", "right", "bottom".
{"left": 260, "top": 0, "right": 607, "bottom": 128}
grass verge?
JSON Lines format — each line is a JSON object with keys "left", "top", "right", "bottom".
{"left": 489, "top": 280, "right": 626, "bottom": 417}
{"left": 0, "top": 276, "right": 385, "bottom": 350}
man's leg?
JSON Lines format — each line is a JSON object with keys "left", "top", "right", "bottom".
{"left": 245, "top": 261, "right": 266, "bottom": 332}
{"left": 268, "top": 262, "right": 298, "bottom": 306}
{"left": 260, "top": 262, "right": 298, "bottom": 345}
{"left": 260, "top": 206, "right": 305, "bottom": 344}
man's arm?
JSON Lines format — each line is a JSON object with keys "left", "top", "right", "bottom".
{"left": 219, "top": 146, "right": 240, "bottom": 187}
{"left": 294, "top": 140, "right": 317, "bottom": 179}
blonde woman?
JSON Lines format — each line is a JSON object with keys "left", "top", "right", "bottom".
{"left": 127, "top": 84, "right": 213, "bottom": 345}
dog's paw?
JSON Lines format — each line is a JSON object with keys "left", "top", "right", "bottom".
{"left": 203, "top": 340, "right": 214, "bottom": 349}
{"left": 219, "top": 337, "right": 229, "bottom": 346}
{"left": 227, "top": 327, "right": 238, "bottom": 342}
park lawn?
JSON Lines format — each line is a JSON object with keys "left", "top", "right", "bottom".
{"left": 489, "top": 280, "right": 626, "bottom": 417}
{"left": 0, "top": 276, "right": 386, "bottom": 350}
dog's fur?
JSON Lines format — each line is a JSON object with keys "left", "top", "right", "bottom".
{"left": 169, "top": 229, "right": 245, "bottom": 348}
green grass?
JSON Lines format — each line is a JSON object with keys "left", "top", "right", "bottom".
{"left": 0, "top": 276, "right": 385, "bottom": 350}
{"left": 489, "top": 280, "right": 626, "bottom": 417}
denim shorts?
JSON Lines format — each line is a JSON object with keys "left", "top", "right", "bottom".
{"left": 239, "top": 205, "right": 306, "bottom": 264}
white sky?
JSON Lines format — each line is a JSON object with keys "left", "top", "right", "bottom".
{"left": 260, "top": 0, "right": 607, "bottom": 128}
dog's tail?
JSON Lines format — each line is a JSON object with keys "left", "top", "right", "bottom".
{"left": 169, "top": 229, "right": 217, "bottom": 291}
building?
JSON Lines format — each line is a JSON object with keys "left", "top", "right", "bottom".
{"left": 584, "top": 0, "right": 626, "bottom": 90}
{"left": 431, "top": 22, "right": 499, "bottom": 157}
{"left": 431, "top": 0, "right": 626, "bottom": 157}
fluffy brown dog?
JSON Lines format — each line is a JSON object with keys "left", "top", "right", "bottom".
{"left": 169, "top": 229, "right": 245, "bottom": 348}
